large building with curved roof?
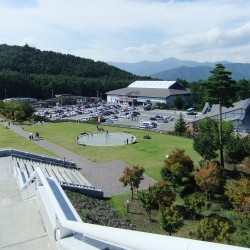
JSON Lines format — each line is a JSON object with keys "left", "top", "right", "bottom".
{"left": 106, "top": 80, "right": 191, "bottom": 107}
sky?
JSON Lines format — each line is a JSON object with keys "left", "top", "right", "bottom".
{"left": 0, "top": 0, "right": 250, "bottom": 63}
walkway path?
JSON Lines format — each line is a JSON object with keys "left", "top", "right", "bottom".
{"left": 2, "top": 122, "right": 156, "bottom": 197}
{"left": 0, "top": 156, "right": 52, "bottom": 250}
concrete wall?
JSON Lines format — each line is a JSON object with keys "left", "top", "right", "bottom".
{"left": 0, "top": 148, "right": 76, "bottom": 168}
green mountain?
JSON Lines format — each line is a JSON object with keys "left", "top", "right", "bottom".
{"left": 152, "top": 64, "right": 250, "bottom": 81}
{"left": 0, "top": 44, "right": 148, "bottom": 99}
{"left": 109, "top": 57, "right": 250, "bottom": 81}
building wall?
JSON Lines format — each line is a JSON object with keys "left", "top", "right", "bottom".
{"left": 166, "top": 95, "right": 191, "bottom": 107}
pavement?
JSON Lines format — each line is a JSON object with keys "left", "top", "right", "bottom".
{"left": 1, "top": 121, "right": 156, "bottom": 197}
{"left": 0, "top": 156, "right": 52, "bottom": 250}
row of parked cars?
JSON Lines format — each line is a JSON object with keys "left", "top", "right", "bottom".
{"left": 149, "top": 115, "right": 175, "bottom": 123}
{"left": 35, "top": 103, "right": 142, "bottom": 122}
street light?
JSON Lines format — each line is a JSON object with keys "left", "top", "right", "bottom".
{"left": 126, "top": 199, "right": 130, "bottom": 213}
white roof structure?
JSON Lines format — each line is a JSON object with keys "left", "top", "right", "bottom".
{"left": 128, "top": 81, "right": 176, "bottom": 89}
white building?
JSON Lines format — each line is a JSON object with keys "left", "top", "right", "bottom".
{"left": 106, "top": 80, "right": 191, "bottom": 107}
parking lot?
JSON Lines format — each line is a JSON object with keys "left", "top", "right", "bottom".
{"left": 35, "top": 104, "right": 195, "bottom": 132}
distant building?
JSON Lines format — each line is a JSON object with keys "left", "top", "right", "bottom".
{"left": 195, "top": 98, "right": 250, "bottom": 128}
{"left": 106, "top": 80, "right": 191, "bottom": 107}
{"left": 4, "top": 97, "right": 37, "bottom": 103}
{"left": 54, "top": 94, "right": 101, "bottom": 106}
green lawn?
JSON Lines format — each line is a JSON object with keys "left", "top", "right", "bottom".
{"left": 0, "top": 124, "right": 57, "bottom": 157}
{"left": 24, "top": 121, "right": 202, "bottom": 180}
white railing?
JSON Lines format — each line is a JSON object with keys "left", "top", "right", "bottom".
{"left": 18, "top": 167, "right": 248, "bottom": 250}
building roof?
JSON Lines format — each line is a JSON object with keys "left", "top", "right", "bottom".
{"left": 195, "top": 98, "right": 250, "bottom": 122}
{"left": 106, "top": 80, "right": 190, "bottom": 99}
{"left": 128, "top": 81, "right": 176, "bottom": 89}
{"left": 106, "top": 87, "right": 190, "bottom": 98}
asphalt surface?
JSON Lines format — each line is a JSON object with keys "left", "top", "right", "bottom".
{"left": 1, "top": 121, "right": 156, "bottom": 197}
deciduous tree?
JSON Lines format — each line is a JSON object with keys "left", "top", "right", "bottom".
{"left": 119, "top": 165, "right": 145, "bottom": 199}
{"left": 137, "top": 189, "right": 158, "bottom": 220}
{"left": 196, "top": 215, "right": 234, "bottom": 244}
{"left": 159, "top": 206, "right": 184, "bottom": 236}
{"left": 152, "top": 180, "right": 176, "bottom": 209}
{"left": 225, "top": 177, "right": 250, "bottom": 211}
{"left": 161, "top": 148, "right": 194, "bottom": 186}
{"left": 225, "top": 134, "right": 250, "bottom": 171}
{"left": 194, "top": 161, "right": 225, "bottom": 197}
{"left": 184, "top": 192, "right": 209, "bottom": 220}
{"left": 163, "top": 148, "right": 194, "bottom": 172}
{"left": 138, "top": 180, "right": 175, "bottom": 220}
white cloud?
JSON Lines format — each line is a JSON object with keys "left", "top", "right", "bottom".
{"left": 124, "top": 44, "right": 157, "bottom": 54}
{"left": 0, "top": 0, "right": 250, "bottom": 62}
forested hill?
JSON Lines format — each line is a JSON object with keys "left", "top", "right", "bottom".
{"left": 0, "top": 44, "right": 148, "bottom": 99}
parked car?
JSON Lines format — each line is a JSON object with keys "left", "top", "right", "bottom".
{"left": 79, "top": 117, "right": 90, "bottom": 122}
{"left": 149, "top": 117, "right": 157, "bottom": 121}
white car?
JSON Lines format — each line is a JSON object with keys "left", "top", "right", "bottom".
{"left": 80, "top": 117, "right": 90, "bottom": 121}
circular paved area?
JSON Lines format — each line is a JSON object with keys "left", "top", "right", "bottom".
{"left": 77, "top": 132, "right": 136, "bottom": 146}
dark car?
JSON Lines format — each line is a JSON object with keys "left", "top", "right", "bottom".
{"left": 149, "top": 117, "right": 157, "bottom": 121}
{"left": 132, "top": 111, "right": 140, "bottom": 116}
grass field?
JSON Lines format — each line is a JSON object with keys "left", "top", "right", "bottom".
{"left": 24, "top": 121, "right": 202, "bottom": 180}
{"left": 0, "top": 124, "right": 57, "bottom": 157}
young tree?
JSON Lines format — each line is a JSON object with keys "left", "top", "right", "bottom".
{"left": 184, "top": 192, "right": 209, "bottom": 220}
{"left": 161, "top": 148, "right": 194, "bottom": 187}
{"left": 225, "top": 134, "right": 250, "bottom": 171}
{"left": 159, "top": 206, "right": 184, "bottom": 236}
{"left": 119, "top": 165, "right": 145, "bottom": 198}
{"left": 152, "top": 180, "right": 176, "bottom": 209}
{"left": 203, "top": 64, "right": 237, "bottom": 168}
{"left": 138, "top": 180, "right": 175, "bottom": 220}
{"left": 193, "top": 118, "right": 219, "bottom": 162}
{"left": 194, "top": 161, "right": 225, "bottom": 198}
{"left": 161, "top": 163, "right": 189, "bottom": 187}
{"left": 163, "top": 148, "right": 194, "bottom": 172}
{"left": 137, "top": 189, "right": 158, "bottom": 220}
{"left": 196, "top": 215, "right": 234, "bottom": 244}
{"left": 174, "top": 113, "right": 186, "bottom": 134}
{"left": 225, "top": 177, "right": 250, "bottom": 211}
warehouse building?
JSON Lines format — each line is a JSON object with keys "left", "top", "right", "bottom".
{"left": 106, "top": 80, "right": 191, "bottom": 107}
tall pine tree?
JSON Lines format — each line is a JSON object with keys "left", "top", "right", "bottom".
{"left": 203, "top": 64, "right": 237, "bottom": 168}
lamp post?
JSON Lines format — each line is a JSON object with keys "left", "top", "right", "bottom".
{"left": 126, "top": 199, "right": 130, "bottom": 213}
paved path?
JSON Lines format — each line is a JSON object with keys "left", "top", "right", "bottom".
{"left": 0, "top": 156, "right": 52, "bottom": 250}
{"left": 2, "top": 122, "right": 156, "bottom": 197}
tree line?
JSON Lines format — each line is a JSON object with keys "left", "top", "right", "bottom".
{"left": 0, "top": 44, "right": 150, "bottom": 99}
